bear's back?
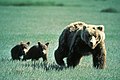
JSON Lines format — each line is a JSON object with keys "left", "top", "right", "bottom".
{"left": 27, "top": 45, "right": 43, "bottom": 57}
{"left": 66, "top": 21, "right": 86, "bottom": 32}
{"left": 11, "top": 45, "right": 21, "bottom": 53}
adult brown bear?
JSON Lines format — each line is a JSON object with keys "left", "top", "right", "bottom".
{"left": 54, "top": 21, "right": 106, "bottom": 69}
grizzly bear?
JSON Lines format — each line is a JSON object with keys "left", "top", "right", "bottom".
{"left": 11, "top": 42, "right": 30, "bottom": 60}
{"left": 54, "top": 21, "right": 106, "bottom": 69}
{"left": 22, "top": 42, "right": 49, "bottom": 61}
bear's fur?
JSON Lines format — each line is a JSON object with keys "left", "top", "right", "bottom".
{"left": 22, "top": 42, "right": 49, "bottom": 61}
{"left": 54, "top": 21, "right": 106, "bottom": 69}
{"left": 11, "top": 42, "right": 30, "bottom": 60}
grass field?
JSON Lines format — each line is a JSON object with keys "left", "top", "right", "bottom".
{"left": 0, "top": 0, "right": 120, "bottom": 80}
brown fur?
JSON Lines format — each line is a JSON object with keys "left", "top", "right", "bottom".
{"left": 22, "top": 42, "right": 49, "bottom": 61}
{"left": 11, "top": 42, "right": 30, "bottom": 60}
{"left": 54, "top": 22, "right": 106, "bottom": 69}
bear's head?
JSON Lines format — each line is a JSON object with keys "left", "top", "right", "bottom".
{"left": 19, "top": 42, "right": 30, "bottom": 56}
{"left": 81, "top": 25, "right": 105, "bottom": 49}
{"left": 38, "top": 42, "right": 49, "bottom": 55}
{"left": 20, "top": 42, "right": 30, "bottom": 49}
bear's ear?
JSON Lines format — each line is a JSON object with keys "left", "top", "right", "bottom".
{"left": 20, "top": 41, "right": 23, "bottom": 45}
{"left": 38, "top": 42, "right": 41, "bottom": 46}
{"left": 97, "top": 25, "right": 104, "bottom": 32}
{"left": 83, "top": 26, "right": 86, "bottom": 30}
{"left": 26, "top": 42, "right": 30, "bottom": 45}
{"left": 45, "top": 42, "right": 49, "bottom": 47}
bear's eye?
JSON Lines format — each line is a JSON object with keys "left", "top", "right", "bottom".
{"left": 98, "top": 35, "right": 101, "bottom": 39}
{"left": 93, "top": 27, "right": 95, "bottom": 29}
{"left": 94, "top": 35, "right": 97, "bottom": 38}
{"left": 93, "top": 32, "right": 97, "bottom": 38}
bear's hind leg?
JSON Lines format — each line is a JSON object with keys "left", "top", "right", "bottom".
{"left": 54, "top": 49, "right": 66, "bottom": 66}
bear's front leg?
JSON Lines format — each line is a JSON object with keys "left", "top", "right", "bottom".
{"left": 54, "top": 48, "right": 67, "bottom": 66}
{"left": 42, "top": 54, "right": 48, "bottom": 62}
{"left": 92, "top": 43, "right": 106, "bottom": 69}
{"left": 67, "top": 52, "right": 82, "bottom": 68}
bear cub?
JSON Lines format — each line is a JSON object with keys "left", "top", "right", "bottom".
{"left": 22, "top": 42, "right": 49, "bottom": 62}
{"left": 11, "top": 42, "right": 30, "bottom": 60}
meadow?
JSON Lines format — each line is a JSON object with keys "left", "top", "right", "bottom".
{"left": 0, "top": 0, "right": 120, "bottom": 80}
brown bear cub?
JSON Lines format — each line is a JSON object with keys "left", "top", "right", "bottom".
{"left": 11, "top": 42, "right": 30, "bottom": 60}
{"left": 22, "top": 42, "right": 49, "bottom": 61}
{"left": 54, "top": 21, "right": 106, "bottom": 69}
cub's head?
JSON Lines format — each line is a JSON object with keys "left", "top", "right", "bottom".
{"left": 20, "top": 42, "right": 30, "bottom": 49}
{"left": 81, "top": 25, "right": 105, "bottom": 49}
{"left": 38, "top": 42, "right": 49, "bottom": 55}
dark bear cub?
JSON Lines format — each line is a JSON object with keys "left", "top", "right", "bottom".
{"left": 22, "top": 42, "right": 49, "bottom": 61}
{"left": 11, "top": 42, "right": 30, "bottom": 60}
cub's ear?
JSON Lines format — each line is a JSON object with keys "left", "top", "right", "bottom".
{"left": 27, "top": 42, "right": 30, "bottom": 45}
{"left": 97, "top": 25, "right": 104, "bottom": 32}
{"left": 45, "top": 42, "right": 49, "bottom": 47}
{"left": 38, "top": 42, "right": 41, "bottom": 46}
{"left": 83, "top": 26, "right": 86, "bottom": 30}
{"left": 20, "top": 41, "right": 23, "bottom": 44}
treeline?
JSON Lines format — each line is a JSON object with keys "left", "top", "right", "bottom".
{"left": 0, "top": 1, "right": 64, "bottom": 6}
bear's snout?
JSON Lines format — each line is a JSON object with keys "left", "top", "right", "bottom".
{"left": 89, "top": 36, "right": 96, "bottom": 49}
{"left": 90, "top": 42, "right": 93, "bottom": 47}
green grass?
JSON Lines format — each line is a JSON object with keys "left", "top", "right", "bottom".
{"left": 0, "top": 0, "right": 120, "bottom": 80}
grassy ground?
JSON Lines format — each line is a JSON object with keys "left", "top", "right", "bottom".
{"left": 0, "top": 0, "right": 120, "bottom": 80}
